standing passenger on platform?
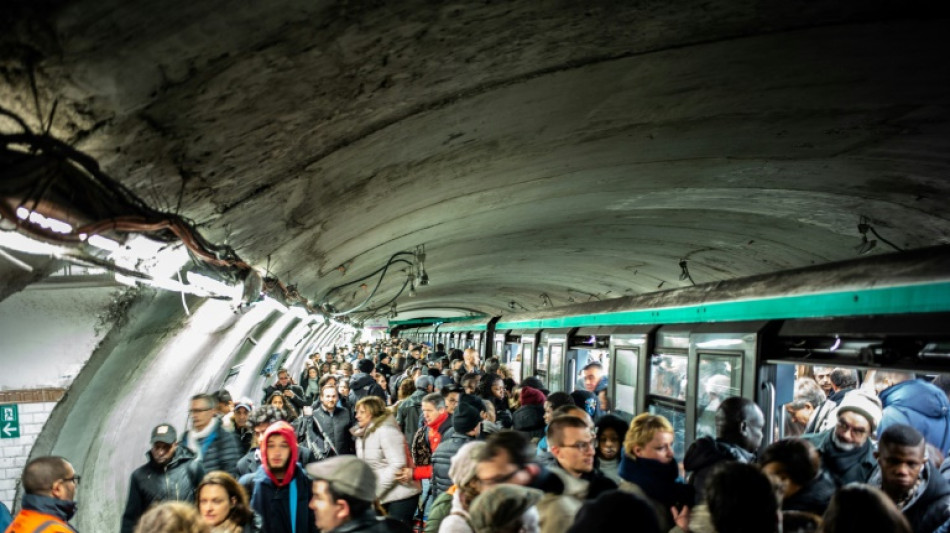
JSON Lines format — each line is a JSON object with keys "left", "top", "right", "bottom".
{"left": 181, "top": 394, "right": 244, "bottom": 478}
{"left": 350, "top": 396, "right": 421, "bottom": 525}
{"left": 871, "top": 424, "right": 950, "bottom": 533}
{"left": 683, "top": 397, "right": 764, "bottom": 503}
{"left": 875, "top": 372, "right": 950, "bottom": 456}
{"left": 548, "top": 416, "right": 618, "bottom": 500}
{"left": 262, "top": 368, "right": 307, "bottom": 412}
{"left": 7, "top": 456, "right": 80, "bottom": 533}
{"left": 122, "top": 423, "right": 204, "bottom": 533}
{"left": 431, "top": 399, "right": 483, "bottom": 500}
{"left": 396, "top": 376, "right": 431, "bottom": 444}
{"left": 250, "top": 421, "right": 317, "bottom": 533}
{"left": 803, "top": 388, "right": 882, "bottom": 486}
{"left": 196, "top": 471, "right": 255, "bottom": 533}
{"left": 231, "top": 400, "right": 255, "bottom": 454}
{"left": 295, "top": 385, "right": 353, "bottom": 459}
{"left": 350, "top": 359, "right": 387, "bottom": 403}
{"left": 307, "top": 456, "right": 411, "bottom": 533}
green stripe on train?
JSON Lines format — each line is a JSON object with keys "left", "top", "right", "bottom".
{"left": 496, "top": 281, "right": 950, "bottom": 330}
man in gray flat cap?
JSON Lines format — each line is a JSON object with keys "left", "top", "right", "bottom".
{"left": 307, "top": 455, "right": 410, "bottom": 533}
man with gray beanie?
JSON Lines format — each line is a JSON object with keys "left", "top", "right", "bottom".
{"left": 397, "top": 375, "right": 434, "bottom": 444}
{"left": 431, "top": 397, "right": 484, "bottom": 499}
{"left": 307, "top": 455, "right": 410, "bottom": 533}
{"left": 803, "top": 387, "right": 883, "bottom": 486}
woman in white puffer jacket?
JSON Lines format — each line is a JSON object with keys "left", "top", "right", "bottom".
{"left": 351, "top": 396, "right": 422, "bottom": 526}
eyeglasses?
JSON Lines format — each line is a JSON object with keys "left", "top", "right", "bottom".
{"left": 189, "top": 407, "right": 212, "bottom": 414}
{"left": 836, "top": 420, "right": 869, "bottom": 437}
{"left": 60, "top": 475, "right": 81, "bottom": 486}
{"left": 561, "top": 439, "right": 597, "bottom": 452}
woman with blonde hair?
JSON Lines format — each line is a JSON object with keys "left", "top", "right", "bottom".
{"left": 196, "top": 471, "right": 255, "bottom": 533}
{"left": 618, "top": 413, "right": 693, "bottom": 531}
{"left": 350, "top": 396, "right": 421, "bottom": 526}
{"left": 134, "top": 502, "right": 209, "bottom": 533}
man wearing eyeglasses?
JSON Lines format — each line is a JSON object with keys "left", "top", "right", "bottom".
{"left": 7, "top": 456, "right": 80, "bottom": 532}
{"left": 180, "top": 393, "right": 243, "bottom": 478}
{"left": 121, "top": 423, "right": 205, "bottom": 533}
{"left": 803, "top": 388, "right": 882, "bottom": 486}
{"left": 548, "top": 416, "right": 617, "bottom": 500}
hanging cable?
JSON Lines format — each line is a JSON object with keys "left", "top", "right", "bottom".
{"left": 679, "top": 260, "right": 695, "bottom": 285}
{"left": 326, "top": 255, "right": 411, "bottom": 316}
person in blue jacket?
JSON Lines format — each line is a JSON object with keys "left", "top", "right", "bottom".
{"left": 875, "top": 372, "right": 950, "bottom": 456}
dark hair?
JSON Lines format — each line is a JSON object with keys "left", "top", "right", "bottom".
{"left": 547, "top": 416, "right": 589, "bottom": 447}
{"left": 582, "top": 361, "right": 603, "bottom": 372}
{"left": 759, "top": 439, "right": 818, "bottom": 487}
{"left": 821, "top": 483, "right": 911, "bottom": 533}
{"left": 546, "top": 391, "right": 573, "bottom": 410}
{"left": 478, "top": 430, "right": 532, "bottom": 468}
{"left": 22, "top": 456, "right": 71, "bottom": 495}
{"left": 249, "top": 406, "right": 287, "bottom": 427}
{"left": 553, "top": 405, "right": 586, "bottom": 418}
{"left": 277, "top": 367, "right": 289, "bottom": 376}
{"left": 461, "top": 372, "right": 481, "bottom": 386}
{"left": 830, "top": 368, "right": 857, "bottom": 389}
{"left": 318, "top": 374, "right": 338, "bottom": 388}
{"left": 196, "top": 471, "right": 253, "bottom": 526}
{"left": 705, "top": 462, "right": 779, "bottom": 533}
{"left": 477, "top": 373, "right": 503, "bottom": 399}
{"left": 215, "top": 389, "right": 233, "bottom": 405}
{"left": 880, "top": 424, "right": 925, "bottom": 448}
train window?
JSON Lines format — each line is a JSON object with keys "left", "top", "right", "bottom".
{"left": 614, "top": 349, "right": 639, "bottom": 414}
{"left": 695, "top": 355, "right": 743, "bottom": 440}
{"left": 549, "top": 344, "right": 565, "bottom": 392}
{"left": 649, "top": 401, "right": 687, "bottom": 459}
{"left": 650, "top": 353, "right": 687, "bottom": 401}
{"left": 506, "top": 343, "right": 522, "bottom": 384}
{"left": 536, "top": 345, "right": 548, "bottom": 379}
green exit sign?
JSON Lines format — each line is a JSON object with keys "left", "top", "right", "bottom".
{"left": 1, "top": 404, "right": 20, "bottom": 439}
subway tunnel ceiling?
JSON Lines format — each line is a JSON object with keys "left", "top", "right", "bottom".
{"left": 2, "top": 1, "right": 950, "bottom": 320}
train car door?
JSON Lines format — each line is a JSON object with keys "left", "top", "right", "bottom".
{"left": 648, "top": 327, "right": 691, "bottom": 459}
{"left": 608, "top": 326, "right": 656, "bottom": 422}
{"left": 494, "top": 331, "right": 507, "bottom": 362}
{"left": 514, "top": 329, "right": 539, "bottom": 384}
{"left": 689, "top": 322, "right": 766, "bottom": 445}
{"left": 539, "top": 328, "right": 575, "bottom": 392}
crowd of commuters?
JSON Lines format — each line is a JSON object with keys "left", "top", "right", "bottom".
{"left": 7, "top": 342, "right": 950, "bottom": 533}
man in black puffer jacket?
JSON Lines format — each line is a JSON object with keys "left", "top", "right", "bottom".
{"left": 430, "top": 397, "right": 483, "bottom": 499}
{"left": 351, "top": 359, "right": 387, "bottom": 402}
{"left": 121, "top": 423, "right": 204, "bottom": 533}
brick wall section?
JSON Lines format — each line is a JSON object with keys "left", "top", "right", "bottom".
{"left": 0, "top": 390, "right": 64, "bottom": 509}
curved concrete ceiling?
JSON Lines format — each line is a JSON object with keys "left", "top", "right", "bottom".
{"left": 2, "top": 2, "right": 949, "bottom": 319}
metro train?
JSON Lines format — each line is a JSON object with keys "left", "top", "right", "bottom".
{"left": 396, "top": 245, "right": 950, "bottom": 456}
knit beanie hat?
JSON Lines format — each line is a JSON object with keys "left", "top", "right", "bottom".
{"left": 469, "top": 484, "right": 543, "bottom": 533}
{"left": 837, "top": 388, "right": 883, "bottom": 431}
{"left": 449, "top": 441, "right": 487, "bottom": 486}
{"left": 520, "top": 386, "right": 546, "bottom": 406}
{"left": 453, "top": 400, "right": 482, "bottom": 434}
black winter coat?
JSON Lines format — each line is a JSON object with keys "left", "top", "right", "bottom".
{"left": 262, "top": 383, "right": 307, "bottom": 410}
{"left": 351, "top": 372, "right": 387, "bottom": 402}
{"left": 683, "top": 436, "right": 756, "bottom": 503}
{"left": 783, "top": 469, "right": 837, "bottom": 515}
{"left": 181, "top": 417, "right": 245, "bottom": 479}
{"left": 431, "top": 428, "right": 476, "bottom": 497}
{"left": 294, "top": 406, "right": 354, "bottom": 457}
{"left": 512, "top": 404, "right": 546, "bottom": 439}
{"left": 892, "top": 462, "right": 950, "bottom": 533}
{"left": 121, "top": 446, "right": 205, "bottom": 533}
